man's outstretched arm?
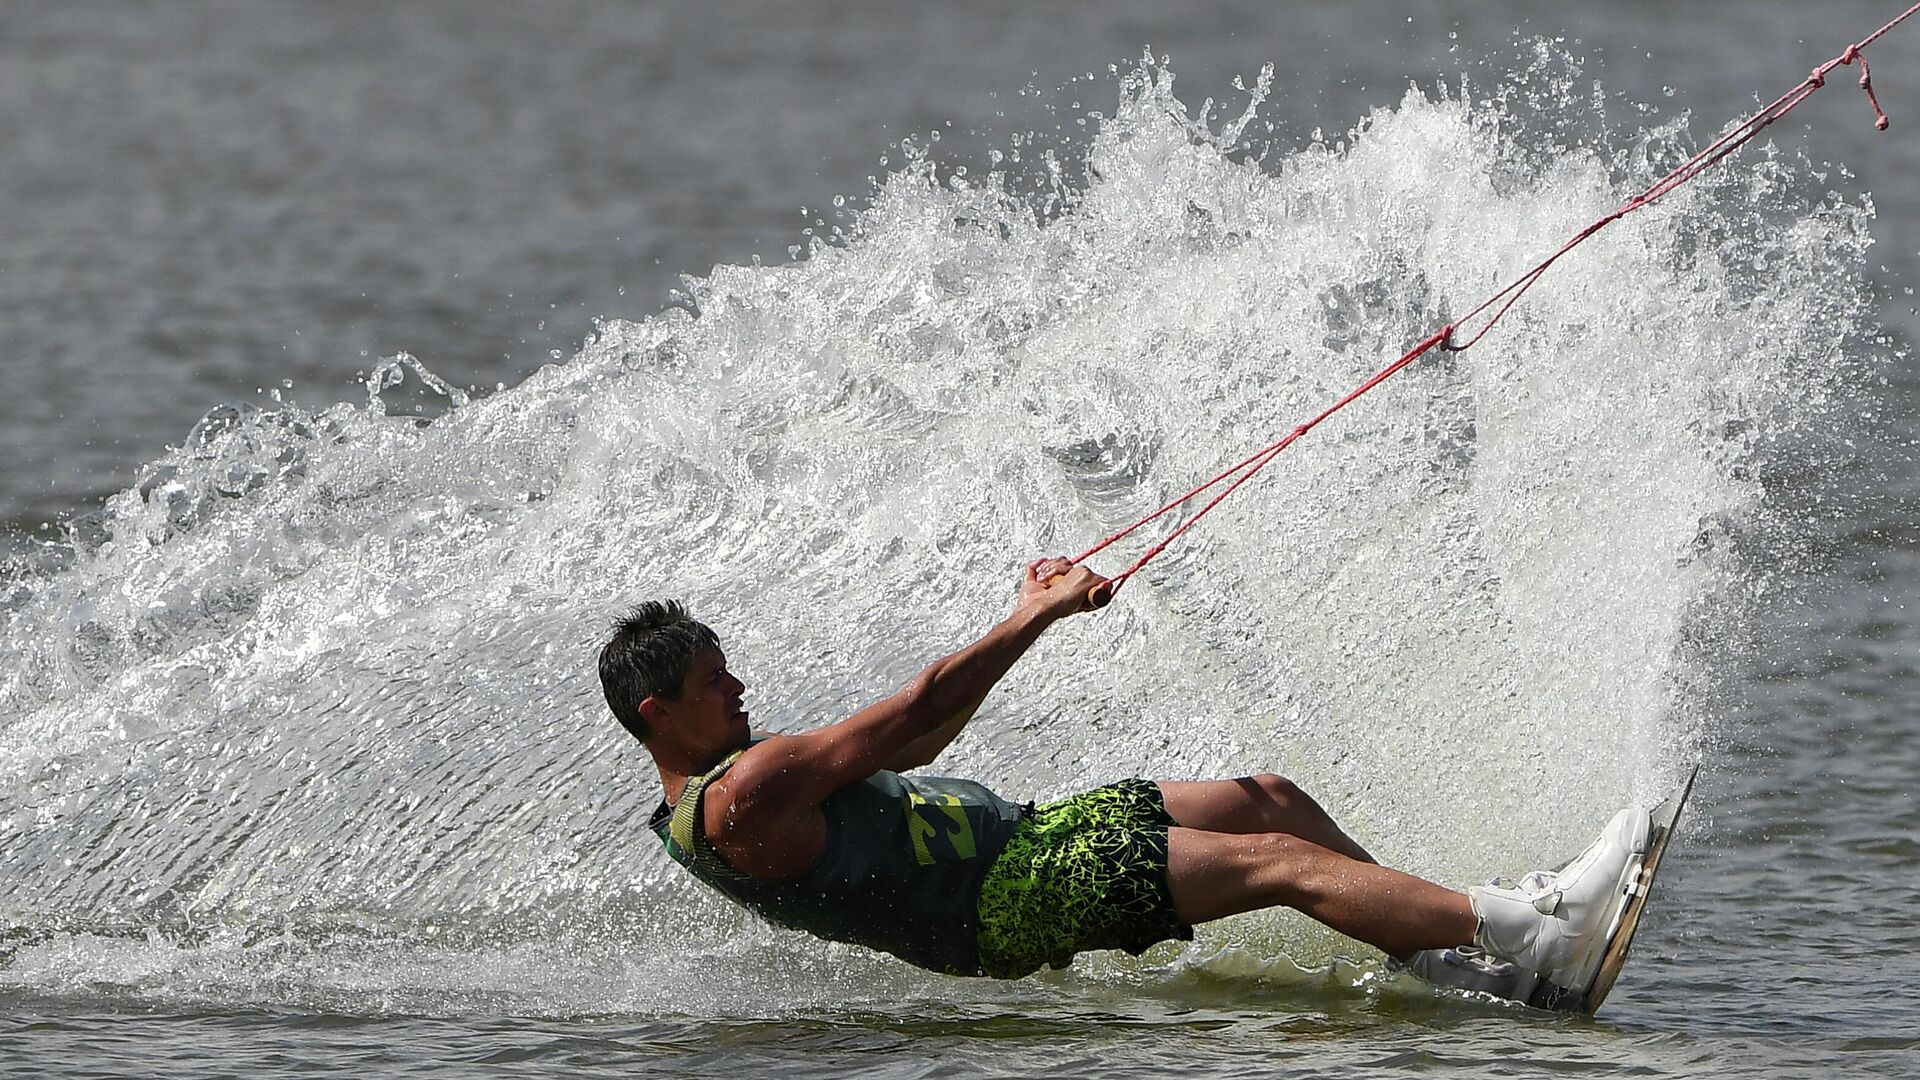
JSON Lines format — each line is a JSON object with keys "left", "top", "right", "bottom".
{"left": 724, "top": 558, "right": 1104, "bottom": 812}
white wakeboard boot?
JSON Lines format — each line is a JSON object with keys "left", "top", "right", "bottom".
{"left": 1408, "top": 806, "right": 1651, "bottom": 1006}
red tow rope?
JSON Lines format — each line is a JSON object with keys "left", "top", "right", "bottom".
{"left": 1073, "top": 3, "right": 1920, "bottom": 605}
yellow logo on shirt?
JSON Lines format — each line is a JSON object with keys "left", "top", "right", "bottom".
{"left": 905, "top": 792, "right": 978, "bottom": 865}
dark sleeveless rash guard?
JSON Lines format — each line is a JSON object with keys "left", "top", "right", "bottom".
{"left": 649, "top": 754, "right": 1025, "bottom": 976}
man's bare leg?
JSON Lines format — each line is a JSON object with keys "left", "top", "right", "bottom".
{"left": 1158, "top": 776, "right": 1377, "bottom": 863}
{"left": 1165, "top": 826, "right": 1477, "bottom": 960}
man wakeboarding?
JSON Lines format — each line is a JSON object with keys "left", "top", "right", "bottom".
{"left": 598, "top": 556, "right": 1653, "bottom": 1005}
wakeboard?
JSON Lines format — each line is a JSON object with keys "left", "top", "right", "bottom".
{"left": 1531, "top": 764, "right": 1699, "bottom": 1014}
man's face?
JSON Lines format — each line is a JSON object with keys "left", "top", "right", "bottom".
{"left": 657, "top": 645, "right": 750, "bottom": 749}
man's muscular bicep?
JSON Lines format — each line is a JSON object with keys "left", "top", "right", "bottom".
{"left": 720, "top": 683, "right": 935, "bottom": 817}
{"left": 701, "top": 701, "right": 930, "bottom": 878}
{"left": 698, "top": 739, "right": 826, "bottom": 877}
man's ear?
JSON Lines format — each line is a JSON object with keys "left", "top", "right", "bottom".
{"left": 637, "top": 695, "right": 668, "bottom": 730}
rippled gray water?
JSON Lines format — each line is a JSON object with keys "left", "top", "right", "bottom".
{"left": 3, "top": 3, "right": 1918, "bottom": 1078}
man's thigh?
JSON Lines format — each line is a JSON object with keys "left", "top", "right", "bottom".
{"left": 1156, "top": 776, "right": 1375, "bottom": 862}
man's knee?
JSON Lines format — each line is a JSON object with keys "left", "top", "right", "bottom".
{"left": 1244, "top": 830, "right": 1330, "bottom": 906}
{"left": 1246, "top": 773, "right": 1308, "bottom": 812}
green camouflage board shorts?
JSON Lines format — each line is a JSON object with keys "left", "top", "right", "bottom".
{"left": 975, "top": 779, "right": 1193, "bottom": 978}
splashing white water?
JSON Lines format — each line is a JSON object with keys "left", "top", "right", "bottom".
{"left": 0, "top": 55, "right": 1875, "bottom": 1015}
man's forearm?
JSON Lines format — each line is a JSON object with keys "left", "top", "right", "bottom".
{"left": 887, "top": 690, "right": 989, "bottom": 772}
{"left": 911, "top": 603, "right": 1055, "bottom": 733}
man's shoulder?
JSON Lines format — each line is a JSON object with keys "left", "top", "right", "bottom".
{"left": 701, "top": 740, "right": 833, "bottom": 877}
